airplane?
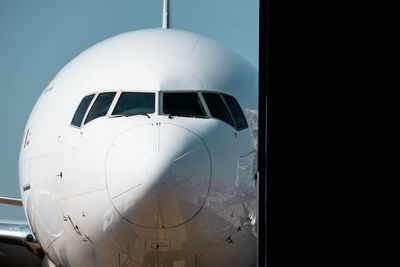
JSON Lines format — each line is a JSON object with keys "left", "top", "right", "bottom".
{"left": 0, "top": 1, "right": 259, "bottom": 266}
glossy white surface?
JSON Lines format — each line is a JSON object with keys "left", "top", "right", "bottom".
{"left": 106, "top": 123, "right": 211, "bottom": 228}
{"left": 19, "top": 28, "right": 258, "bottom": 267}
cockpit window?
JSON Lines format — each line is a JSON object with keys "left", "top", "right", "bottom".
{"left": 112, "top": 92, "right": 155, "bottom": 116}
{"left": 163, "top": 92, "right": 206, "bottom": 117}
{"left": 71, "top": 94, "right": 95, "bottom": 127}
{"left": 222, "top": 94, "right": 248, "bottom": 130}
{"left": 202, "top": 93, "right": 234, "bottom": 127}
{"left": 84, "top": 92, "right": 116, "bottom": 124}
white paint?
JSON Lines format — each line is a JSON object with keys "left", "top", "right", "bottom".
{"left": 18, "top": 29, "right": 258, "bottom": 266}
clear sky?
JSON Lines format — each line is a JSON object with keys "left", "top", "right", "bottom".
{"left": 0, "top": 0, "right": 258, "bottom": 221}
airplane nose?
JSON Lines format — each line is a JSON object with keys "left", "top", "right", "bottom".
{"left": 106, "top": 122, "right": 211, "bottom": 228}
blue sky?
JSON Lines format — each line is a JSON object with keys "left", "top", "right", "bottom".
{"left": 0, "top": 0, "right": 258, "bottom": 220}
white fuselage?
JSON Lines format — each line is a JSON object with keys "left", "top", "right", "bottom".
{"left": 18, "top": 29, "right": 258, "bottom": 267}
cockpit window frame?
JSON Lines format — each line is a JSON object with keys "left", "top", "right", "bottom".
{"left": 70, "top": 90, "right": 248, "bottom": 131}
{"left": 221, "top": 93, "right": 249, "bottom": 131}
{"left": 158, "top": 90, "right": 248, "bottom": 131}
{"left": 70, "top": 90, "right": 159, "bottom": 129}
{"left": 199, "top": 91, "right": 249, "bottom": 131}
{"left": 109, "top": 90, "right": 158, "bottom": 119}
{"left": 83, "top": 91, "right": 118, "bottom": 125}
{"left": 201, "top": 92, "right": 235, "bottom": 128}
{"left": 70, "top": 92, "right": 97, "bottom": 129}
{"left": 159, "top": 90, "right": 208, "bottom": 118}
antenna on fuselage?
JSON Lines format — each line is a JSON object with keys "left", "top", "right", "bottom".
{"left": 162, "top": 0, "right": 169, "bottom": 29}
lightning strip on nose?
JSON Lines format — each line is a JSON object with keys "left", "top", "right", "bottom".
{"left": 111, "top": 183, "right": 142, "bottom": 199}
{"left": 173, "top": 146, "right": 201, "bottom": 162}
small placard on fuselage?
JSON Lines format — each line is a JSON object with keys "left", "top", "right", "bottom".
{"left": 145, "top": 240, "right": 170, "bottom": 252}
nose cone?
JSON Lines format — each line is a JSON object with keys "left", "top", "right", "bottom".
{"left": 106, "top": 122, "right": 211, "bottom": 228}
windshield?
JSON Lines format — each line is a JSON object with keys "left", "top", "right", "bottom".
{"left": 84, "top": 92, "right": 116, "bottom": 124}
{"left": 163, "top": 92, "right": 206, "bottom": 117}
{"left": 222, "top": 94, "right": 248, "bottom": 130}
{"left": 71, "top": 94, "right": 95, "bottom": 127}
{"left": 202, "top": 92, "right": 234, "bottom": 127}
{"left": 112, "top": 92, "right": 155, "bottom": 116}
